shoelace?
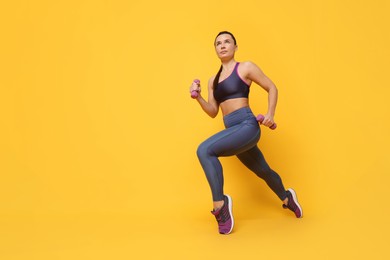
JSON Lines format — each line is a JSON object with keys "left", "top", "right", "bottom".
{"left": 222, "top": 207, "right": 231, "bottom": 222}
{"left": 214, "top": 202, "right": 230, "bottom": 223}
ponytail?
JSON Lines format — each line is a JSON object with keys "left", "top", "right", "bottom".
{"left": 213, "top": 65, "right": 223, "bottom": 90}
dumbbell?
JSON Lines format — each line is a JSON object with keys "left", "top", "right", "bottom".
{"left": 191, "top": 79, "right": 200, "bottom": 98}
{"left": 256, "top": 114, "right": 277, "bottom": 130}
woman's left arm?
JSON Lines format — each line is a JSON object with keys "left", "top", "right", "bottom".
{"left": 244, "top": 61, "right": 278, "bottom": 127}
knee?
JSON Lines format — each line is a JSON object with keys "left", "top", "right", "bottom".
{"left": 197, "top": 142, "right": 211, "bottom": 161}
{"left": 196, "top": 143, "right": 206, "bottom": 160}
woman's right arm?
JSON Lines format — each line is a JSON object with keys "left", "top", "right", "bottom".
{"left": 190, "top": 77, "right": 219, "bottom": 118}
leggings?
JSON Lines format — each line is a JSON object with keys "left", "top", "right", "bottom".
{"left": 197, "top": 107, "right": 288, "bottom": 202}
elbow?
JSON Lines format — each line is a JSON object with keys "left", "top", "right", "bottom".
{"left": 271, "top": 83, "right": 278, "bottom": 92}
{"left": 209, "top": 112, "right": 218, "bottom": 118}
{"left": 269, "top": 84, "right": 278, "bottom": 95}
{"left": 209, "top": 109, "right": 218, "bottom": 118}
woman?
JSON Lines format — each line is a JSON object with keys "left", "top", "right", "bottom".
{"left": 189, "top": 31, "right": 303, "bottom": 235}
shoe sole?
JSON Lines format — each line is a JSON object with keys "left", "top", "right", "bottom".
{"left": 287, "top": 188, "right": 303, "bottom": 218}
{"left": 225, "top": 194, "right": 234, "bottom": 234}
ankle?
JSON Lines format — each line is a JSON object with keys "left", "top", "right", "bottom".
{"left": 213, "top": 200, "right": 224, "bottom": 211}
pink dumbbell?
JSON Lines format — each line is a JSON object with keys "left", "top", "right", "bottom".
{"left": 256, "top": 114, "right": 277, "bottom": 130}
{"left": 191, "top": 79, "right": 200, "bottom": 98}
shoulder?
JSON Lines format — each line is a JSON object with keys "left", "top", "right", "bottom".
{"left": 239, "top": 61, "right": 261, "bottom": 71}
{"left": 237, "top": 61, "right": 263, "bottom": 79}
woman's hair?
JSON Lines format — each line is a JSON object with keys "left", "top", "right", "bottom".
{"left": 214, "top": 31, "right": 237, "bottom": 46}
{"left": 213, "top": 31, "right": 237, "bottom": 90}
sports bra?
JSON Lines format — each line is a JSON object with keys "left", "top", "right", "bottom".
{"left": 213, "top": 62, "right": 250, "bottom": 104}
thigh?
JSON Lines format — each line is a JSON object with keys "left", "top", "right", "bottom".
{"left": 236, "top": 145, "right": 268, "bottom": 169}
{"left": 201, "top": 121, "right": 260, "bottom": 157}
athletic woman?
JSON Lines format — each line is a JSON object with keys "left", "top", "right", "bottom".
{"left": 189, "top": 31, "right": 303, "bottom": 235}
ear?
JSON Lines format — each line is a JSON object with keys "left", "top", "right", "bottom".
{"left": 235, "top": 45, "right": 238, "bottom": 51}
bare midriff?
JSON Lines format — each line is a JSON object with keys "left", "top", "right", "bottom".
{"left": 220, "top": 98, "right": 249, "bottom": 116}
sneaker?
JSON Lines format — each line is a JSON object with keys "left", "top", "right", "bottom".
{"left": 283, "top": 188, "right": 303, "bottom": 218}
{"left": 211, "top": 195, "right": 234, "bottom": 234}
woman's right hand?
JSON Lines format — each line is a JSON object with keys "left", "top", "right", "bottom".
{"left": 189, "top": 79, "right": 201, "bottom": 98}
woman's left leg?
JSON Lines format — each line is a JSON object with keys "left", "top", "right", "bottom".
{"left": 236, "top": 145, "right": 288, "bottom": 201}
{"left": 236, "top": 146, "right": 303, "bottom": 218}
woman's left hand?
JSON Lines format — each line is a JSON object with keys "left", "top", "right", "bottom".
{"left": 262, "top": 114, "right": 275, "bottom": 127}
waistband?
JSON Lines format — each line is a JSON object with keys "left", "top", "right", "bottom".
{"left": 223, "top": 106, "right": 256, "bottom": 128}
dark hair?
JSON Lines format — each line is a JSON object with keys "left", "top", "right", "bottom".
{"left": 214, "top": 31, "right": 237, "bottom": 46}
{"left": 213, "top": 31, "right": 237, "bottom": 90}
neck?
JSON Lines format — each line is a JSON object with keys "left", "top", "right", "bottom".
{"left": 221, "top": 59, "right": 236, "bottom": 71}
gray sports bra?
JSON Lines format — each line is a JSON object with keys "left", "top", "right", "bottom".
{"left": 213, "top": 62, "right": 250, "bottom": 103}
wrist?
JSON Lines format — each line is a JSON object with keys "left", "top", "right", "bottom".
{"left": 266, "top": 111, "right": 275, "bottom": 117}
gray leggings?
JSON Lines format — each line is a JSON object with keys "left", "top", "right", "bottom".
{"left": 197, "top": 107, "right": 288, "bottom": 202}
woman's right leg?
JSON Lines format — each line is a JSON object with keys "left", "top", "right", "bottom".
{"left": 196, "top": 132, "right": 224, "bottom": 203}
{"left": 196, "top": 122, "right": 260, "bottom": 203}
{"left": 197, "top": 123, "right": 259, "bottom": 235}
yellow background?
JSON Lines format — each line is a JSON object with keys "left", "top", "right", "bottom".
{"left": 1, "top": 0, "right": 389, "bottom": 259}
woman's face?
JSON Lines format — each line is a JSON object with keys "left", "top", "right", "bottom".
{"left": 214, "top": 34, "right": 237, "bottom": 60}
